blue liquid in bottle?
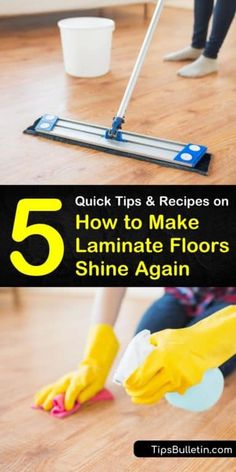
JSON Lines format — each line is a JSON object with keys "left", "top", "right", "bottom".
{"left": 165, "top": 368, "right": 224, "bottom": 412}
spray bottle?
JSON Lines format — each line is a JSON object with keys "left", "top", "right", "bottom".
{"left": 113, "top": 330, "right": 224, "bottom": 412}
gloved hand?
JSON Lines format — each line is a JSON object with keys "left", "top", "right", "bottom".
{"left": 34, "top": 324, "right": 119, "bottom": 411}
{"left": 124, "top": 305, "right": 236, "bottom": 405}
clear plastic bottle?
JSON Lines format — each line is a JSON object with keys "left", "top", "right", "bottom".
{"left": 113, "top": 330, "right": 224, "bottom": 412}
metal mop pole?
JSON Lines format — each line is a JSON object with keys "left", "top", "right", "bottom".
{"left": 108, "top": 0, "right": 164, "bottom": 138}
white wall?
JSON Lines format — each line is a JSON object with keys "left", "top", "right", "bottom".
{"left": 0, "top": 1, "right": 149, "bottom": 16}
{"left": 0, "top": 0, "right": 192, "bottom": 16}
{"left": 166, "top": 0, "right": 192, "bottom": 8}
{"left": 28, "top": 287, "right": 163, "bottom": 301}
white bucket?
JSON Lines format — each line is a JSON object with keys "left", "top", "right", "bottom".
{"left": 58, "top": 17, "right": 115, "bottom": 78}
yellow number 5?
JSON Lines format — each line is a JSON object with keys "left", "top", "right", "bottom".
{"left": 10, "top": 199, "right": 64, "bottom": 276}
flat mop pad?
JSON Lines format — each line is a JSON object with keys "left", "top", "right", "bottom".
{"left": 24, "top": 116, "right": 212, "bottom": 176}
{"left": 32, "top": 388, "right": 114, "bottom": 419}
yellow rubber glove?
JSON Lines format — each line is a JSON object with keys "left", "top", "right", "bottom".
{"left": 124, "top": 305, "right": 236, "bottom": 405}
{"left": 34, "top": 324, "right": 119, "bottom": 411}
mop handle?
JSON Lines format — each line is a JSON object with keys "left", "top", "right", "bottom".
{"left": 116, "top": 0, "right": 164, "bottom": 120}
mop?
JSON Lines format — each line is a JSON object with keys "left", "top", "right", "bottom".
{"left": 24, "top": 0, "right": 211, "bottom": 175}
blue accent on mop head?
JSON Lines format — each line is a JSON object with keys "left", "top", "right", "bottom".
{"left": 105, "top": 129, "right": 124, "bottom": 141}
{"left": 35, "top": 115, "right": 58, "bottom": 132}
{"left": 105, "top": 116, "right": 125, "bottom": 141}
{"left": 174, "top": 144, "right": 207, "bottom": 168}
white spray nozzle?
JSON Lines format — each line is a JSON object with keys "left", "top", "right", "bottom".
{"left": 113, "top": 330, "right": 154, "bottom": 385}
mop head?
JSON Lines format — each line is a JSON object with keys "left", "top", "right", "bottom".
{"left": 24, "top": 115, "right": 212, "bottom": 175}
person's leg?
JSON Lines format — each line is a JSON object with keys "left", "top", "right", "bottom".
{"left": 135, "top": 294, "right": 188, "bottom": 335}
{"left": 204, "top": 0, "right": 236, "bottom": 59}
{"left": 164, "top": 0, "right": 214, "bottom": 62}
{"left": 187, "top": 302, "right": 236, "bottom": 377}
{"left": 178, "top": 0, "right": 236, "bottom": 77}
{"left": 192, "top": 0, "right": 214, "bottom": 50}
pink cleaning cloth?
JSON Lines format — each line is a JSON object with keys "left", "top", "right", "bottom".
{"left": 32, "top": 388, "right": 114, "bottom": 419}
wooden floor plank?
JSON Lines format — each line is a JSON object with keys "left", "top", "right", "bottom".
{"left": 0, "top": 289, "right": 235, "bottom": 471}
{"left": 0, "top": 6, "right": 235, "bottom": 184}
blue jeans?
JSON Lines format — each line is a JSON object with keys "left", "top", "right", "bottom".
{"left": 192, "top": 0, "right": 236, "bottom": 59}
{"left": 135, "top": 294, "right": 236, "bottom": 377}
